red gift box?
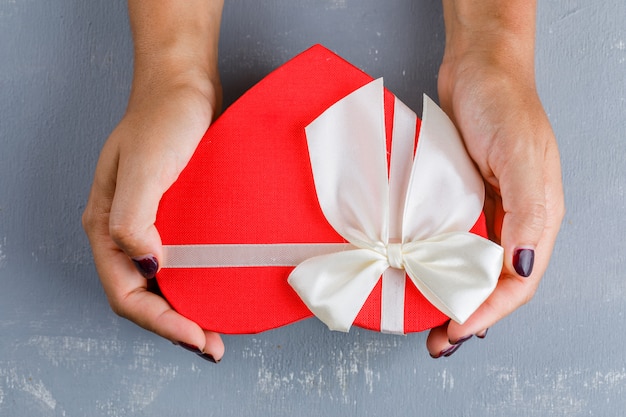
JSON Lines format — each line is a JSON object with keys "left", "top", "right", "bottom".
{"left": 155, "top": 45, "right": 502, "bottom": 334}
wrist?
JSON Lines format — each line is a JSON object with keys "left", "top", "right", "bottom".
{"left": 131, "top": 52, "right": 219, "bottom": 97}
{"left": 126, "top": 0, "right": 223, "bottom": 116}
{"left": 440, "top": 0, "right": 537, "bottom": 83}
{"left": 127, "top": 62, "right": 221, "bottom": 122}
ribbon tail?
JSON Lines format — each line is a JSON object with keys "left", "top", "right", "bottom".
{"left": 288, "top": 250, "right": 389, "bottom": 332}
{"left": 402, "top": 232, "right": 504, "bottom": 324}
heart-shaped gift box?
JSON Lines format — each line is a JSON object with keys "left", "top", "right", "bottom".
{"left": 155, "top": 45, "right": 503, "bottom": 334}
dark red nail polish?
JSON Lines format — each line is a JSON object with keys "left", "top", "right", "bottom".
{"left": 199, "top": 353, "right": 219, "bottom": 364}
{"left": 178, "top": 342, "right": 201, "bottom": 353}
{"left": 513, "top": 248, "right": 534, "bottom": 277}
{"left": 431, "top": 343, "right": 462, "bottom": 359}
{"left": 450, "top": 335, "right": 472, "bottom": 345}
{"left": 442, "top": 344, "right": 462, "bottom": 357}
{"left": 177, "top": 342, "right": 220, "bottom": 364}
{"left": 132, "top": 255, "right": 158, "bottom": 279}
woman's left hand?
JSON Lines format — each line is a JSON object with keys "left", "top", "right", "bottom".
{"left": 427, "top": 1, "right": 565, "bottom": 357}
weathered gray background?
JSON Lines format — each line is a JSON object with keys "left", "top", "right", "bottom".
{"left": 1, "top": 0, "right": 624, "bottom": 415}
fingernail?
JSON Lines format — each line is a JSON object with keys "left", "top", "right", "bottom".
{"left": 177, "top": 342, "right": 220, "bottom": 364}
{"left": 199, "top": 353, "right": 219, "bottom": 364}
{"left": 431, "top": 343, "right": 462, "bottom": 359}
{"left": 476, "top": 328, "right": 489, "bottom": 339}
{"left": 131, "top": 255, "right": 158, "bottom": 279}
{"left": 449, "top": 335, "right": 473, "bottom": 345}
{"left": 513, "top": 248, "right": 534, "bottom": 277}
{"left": 443, "top": 344, "right": 462, "bottom": 357}
{"left": 178, "top": 341, "right": 201, "bottom": 353}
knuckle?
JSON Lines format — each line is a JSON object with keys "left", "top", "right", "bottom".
{"left": 81, "top": 204, "right": 104, "bottom": 236}
{"left": 526, "top": 201, "right": 548, "bottom": 231}
{"left": 108, "top": 220, "right": 143, "bottom": 252}
{"left": 81, "top": 208, "right": 94, "bottom": 233}
{"left": 81, "top": 195, "right": 112, "bottom": 237}
{"left": 106, "top": 294, "right": 128, "bottom": 318}
{"left": 109, "top": 302, "right": 125, "bottom": 318}
{"left": 512, "top": 201, "right": 547, "bottom": 239}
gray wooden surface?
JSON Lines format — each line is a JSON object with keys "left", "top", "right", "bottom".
{"left": 1, "top": 1, "right": 624, "bottom": 415}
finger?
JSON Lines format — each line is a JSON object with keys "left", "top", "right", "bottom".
{"left": 446, "top": 220, "right": 555, "bottom": 341}
{"left": 202, "top": 330, "right": 226, "bottom": 361}
{"left": 445, "top": 272, "right": 538, "bottom": 345}
{"left": 446, "top": 138, "right": 564, "bottom": 343}
{"left": 446, "top": 217, "right": 560, "bottom": 342}
{"left": 426, "top": 323, "right": 453, "bottom": 358}
{"left": 106, "top": 127, "right": 167, "bottom": 274}
{"left": 426, "top": 322, "right": 473, "bottom": 358}
{"left": 92, "top": 235, "right": 225, "bottom": 361}
{"left": 494, "top": 129, "right": 548, "bottom": 279}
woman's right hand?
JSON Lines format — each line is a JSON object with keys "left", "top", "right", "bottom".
{"left": 82, "top": 0, "right": 226, "bottom": 362}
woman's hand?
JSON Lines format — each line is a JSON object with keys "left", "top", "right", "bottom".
{"left": 82, "top": 0, "right": 225, "bottom": 362}
{"left": 427, "top": 0, "right": 565, "bottom": 358}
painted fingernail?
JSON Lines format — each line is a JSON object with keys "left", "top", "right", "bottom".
{"left": 131, "top": 255, "right": 158, "bottom": 279}
{"left": 476, "top": 328, "right": 489, "bottom": 339}
{"left": 443, "top": 344, "right": 462, "bottom": 357}
{"left": 513, "top": 248, "right": 534, "bottom": 277}
{"left": 178, "top": 342, "right": 201, "bottom": 353}
{"left": 431, "top": 343, "right": 462, "bottom": 359}
{"left": 199, "top": 353, "right": 219, "bottom": 364}
{"left": 177, "top": 342, "right": 220, "bottom": 364}
{"left": 450, "top": 335, "right": 473, "bottom": 345}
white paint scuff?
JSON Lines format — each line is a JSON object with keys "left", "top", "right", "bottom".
{"left": 440, "top": 368, "right": 454, "bottom": 391}
{"left": 483, "top": 366, "right": 587, "bottom": 415}
{"left": 28, "top": 335, "right": 124, "bottom": 368}
{"left": 244, "top": 337, "right": 396, "bottom": 403}
{"left": 324, "top": 0, "right": 347, "bottom": 10}
{"left": 21, "top": 335, "right": 179, "bottom": 414}
{"left": 0, "top": 367, "right": 57, "bottom": 411}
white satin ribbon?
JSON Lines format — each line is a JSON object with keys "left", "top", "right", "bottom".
{"left": 287, "top": 78, "right": 503, "bottom": 332}
{"left": 163, "top": 243, "right": 355, "bottom": 267}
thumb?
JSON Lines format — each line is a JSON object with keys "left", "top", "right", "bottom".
{"left": 107, "top": 140, "right": 177, "bottom": 279}
{"left": 109, "top": 174, "right": 165, "bottom": 279}
{"left": 496, "top": 142, "right": 547, "bottom": 278}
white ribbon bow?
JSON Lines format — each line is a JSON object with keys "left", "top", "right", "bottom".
{"left": 287, "top": 78, "right": 503, "bottom": 333}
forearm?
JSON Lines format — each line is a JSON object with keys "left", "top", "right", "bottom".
{"left": 441, "top": 0, "right": 537, "bottom": 79}
{"left": 127, "top": 0, "right": 224, "bottom": 107}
